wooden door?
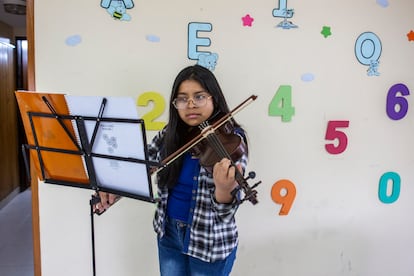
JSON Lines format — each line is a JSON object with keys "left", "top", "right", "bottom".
{"left": 0, "top": 40, "right": 20, "bottom": 202}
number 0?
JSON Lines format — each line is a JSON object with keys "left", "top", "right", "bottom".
{"left": 379, "top": 172, "right": 401, "bottom": 204}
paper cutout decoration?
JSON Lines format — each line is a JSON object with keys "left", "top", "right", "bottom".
{"left": 271, "top": 179, "right": 296, "bottom": 215}
{"left": 386, "top": 83, "right": 410, "bottom": 120}
{"left": 379, "top": 172, "right": 401, "bottom": 204}
{"left": 301, "top": 73, "right": 315, "bottom": 82}
{"left": 65, "top": 35, "right": 82, "bottom": 46}
{"left": 376, "top": 0, "right": 389, "bottom": 8}
{"left": 136, "top": 91, "right": 167, "bottom": 131}
{"left": 268, "top": 85, "right": 295, "bottom": 122}
{"left": 321, "top": 26, "right": 332, "bottom": 38}
{"left": 325, "top": 120, "right": 350, "bottom": 155}
{"left": 188, "top": 22, "right": 219, "bottom": 71}
{"left": 273, "top": 0, "right": 298, "bottom": 29}
{"left": 100, "top": 0, "right": 134, "bottom": 21}
{"left": 355, "top": 32, "right": 382, "bottom": 76}
{"left": 197, "top": 53, "right": 219, "bottom": 71}
{"left": 146, "top": 34, "right": 160, "bottom": 43}
{"left": 407, "top": 30, "right": 414, "bottom": 42}
{"left": 101, "top": 0, "right": 134, "bottom": 8}
{"left": 242, "top": 14, "right": 254, "bottom": 27}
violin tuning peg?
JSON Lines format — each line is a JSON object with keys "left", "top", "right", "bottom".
{"left": 245, "top": 171, "right": 256, "bottom": 181}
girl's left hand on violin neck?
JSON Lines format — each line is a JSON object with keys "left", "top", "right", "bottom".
{"left": 212, "top": 158, "right": 242, "bottom": 204}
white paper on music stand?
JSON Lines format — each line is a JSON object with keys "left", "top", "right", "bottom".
{"left": 64, "top": 95, "right": 150, "bottom": 198}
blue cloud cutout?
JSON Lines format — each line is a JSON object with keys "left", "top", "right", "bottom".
{"left": 376, "top": 0, "right": 389, "bottom": 8}
{"left": 65, "top": 35, "right": 82, "bottom": 46}
{"left": 301, "top": 73, "right": 315, "bottom": 82}
{"left": 146, "top": 35, "right": 160, "bottom": 43}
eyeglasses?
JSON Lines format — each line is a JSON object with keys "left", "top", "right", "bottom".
{"left": 172, "top": 94, "right": 212, "bottom": 110}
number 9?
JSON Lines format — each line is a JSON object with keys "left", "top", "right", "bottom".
{"left": 271, "top": 179, "right": 296, "bottom": 215}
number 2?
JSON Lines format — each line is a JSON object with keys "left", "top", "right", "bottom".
{"left": 136, "top": 91, "right": 166, "bottom": 131}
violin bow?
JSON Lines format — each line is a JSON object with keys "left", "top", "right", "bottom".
{"left": 152, "top": 94, "right": 258, "bottom": 174}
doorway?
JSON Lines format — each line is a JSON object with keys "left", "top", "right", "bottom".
{"left": 15, "top": 36, "right": 30, "bottom": 192}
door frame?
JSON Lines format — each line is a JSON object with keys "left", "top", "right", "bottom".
{"left": 26, "top": 1, "right": 41, "bottom": 276}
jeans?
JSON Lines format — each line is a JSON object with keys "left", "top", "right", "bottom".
{"left": 157, "top": 217, "right": 237, "bottom": 276}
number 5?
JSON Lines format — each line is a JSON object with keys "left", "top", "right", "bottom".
{"left": 325, "top": 120, "right": 350, "bottom": 154}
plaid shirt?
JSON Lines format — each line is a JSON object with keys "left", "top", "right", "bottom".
{"left": 148, "top": 127, "right": 248, "bottom": 262}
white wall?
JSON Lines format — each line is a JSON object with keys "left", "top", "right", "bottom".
{"left": 34, "top": 1, "right": 414, "bottom": 275}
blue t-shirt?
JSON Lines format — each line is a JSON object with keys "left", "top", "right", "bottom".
{"left": 166, "top": 153, "right": 200, "bottom": 222}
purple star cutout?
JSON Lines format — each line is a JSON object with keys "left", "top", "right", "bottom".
{"left": 242, "top": 14, "right": 254, "bottom": 27}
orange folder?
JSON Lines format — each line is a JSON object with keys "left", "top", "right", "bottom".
{"left": 15, "top": 91, "right": 89, "bottom": 185}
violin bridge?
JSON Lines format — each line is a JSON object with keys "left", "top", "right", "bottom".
{"left": 199, "top": 122, "right": 215, "bottom": 138}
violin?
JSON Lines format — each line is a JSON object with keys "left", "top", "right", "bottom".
{"left": 188, "top": 112, "right": 247, "bottom": 171}
{"left": 157, "top": 95, "right": 261, "bottom": 205}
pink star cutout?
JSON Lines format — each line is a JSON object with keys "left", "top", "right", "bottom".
{"left": 242, "top": 14, "right": 254, "bottom": 27}
{"left": 407, "top": 30, "right": 414, "bottom": 42}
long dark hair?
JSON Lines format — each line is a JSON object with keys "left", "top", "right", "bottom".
{"left": 158, "top": 65, "right": 245, "bottom": 188}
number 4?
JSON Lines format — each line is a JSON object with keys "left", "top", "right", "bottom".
{"left": 268, "top": 85, "right": 295, "bottom": 122}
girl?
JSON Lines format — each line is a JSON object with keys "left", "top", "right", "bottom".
{"left": 149, "top": 65, "right": 249, "bottom": 275}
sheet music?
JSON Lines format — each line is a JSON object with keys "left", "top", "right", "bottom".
{"left": 64, "top": 95, "right": 151, "bottom": 198}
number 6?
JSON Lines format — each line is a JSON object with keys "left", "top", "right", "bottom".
{"left": 386, "top": 83, "right": 410, "bottom": 120}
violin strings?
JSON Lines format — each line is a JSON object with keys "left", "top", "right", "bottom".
{"left": 199, "top": 122, "right": 258, "bottom": 203}
{"left": 200, "top": 122, "right": 245, "bottom": 184}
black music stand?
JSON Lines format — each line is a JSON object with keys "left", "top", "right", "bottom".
{"left": 21, "top": 96, "right": 160, "bottom": 276}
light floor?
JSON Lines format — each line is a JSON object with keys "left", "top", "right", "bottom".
{"left": 0, "top": 189, "right": 34, "bottom": 276}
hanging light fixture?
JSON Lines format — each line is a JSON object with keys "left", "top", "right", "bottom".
{"left": 3, "top": 0, "right": 26, "bottom": 15}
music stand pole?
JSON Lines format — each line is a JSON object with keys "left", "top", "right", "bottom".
{"left": 89, "top": 194, "right": 101, "bottom": 276}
